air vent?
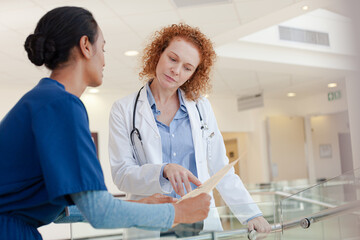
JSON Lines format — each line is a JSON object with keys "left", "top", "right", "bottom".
{"left": 172, "top": 0, "right": 232, "bottom": 8}
{"left": 279, "top": 26, "right": 330, "bottom": 46}
{"left": 237, "top": 93, "right": 264, "bottom": 111}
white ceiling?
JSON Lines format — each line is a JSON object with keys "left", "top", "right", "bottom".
{"left": 0, "top": 0, "right": 357, "bottom": 100}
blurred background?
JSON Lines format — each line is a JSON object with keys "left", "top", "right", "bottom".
{"left": 0, "top": 0, "right": 359, "bottom": 239}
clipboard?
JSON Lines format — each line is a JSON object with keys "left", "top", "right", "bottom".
{"left": 176, "top": 153, "right": 244, "bottom": 203}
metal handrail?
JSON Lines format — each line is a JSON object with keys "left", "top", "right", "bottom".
{"left": 284, "top": 200, "right": 360, "bottom": 230}
{"left": 70, "top": 185, "right": 360, "bottom": 239}
{"left": 257, "top": 200, "right": 360, "bottom": 239}
{"left": 181, "top": 199, "right": 360, "bottom": 240}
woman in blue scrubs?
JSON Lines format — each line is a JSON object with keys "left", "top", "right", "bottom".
{"left": 0, "top": 6, "right": 211, "bottom": 240}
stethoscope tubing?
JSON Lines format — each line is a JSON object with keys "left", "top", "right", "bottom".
{"left": 130, "top": 86, "right": 207, "bottom": 160}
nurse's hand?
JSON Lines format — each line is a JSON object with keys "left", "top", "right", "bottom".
{"left": 173, "top": 193, "right": 211, "bottom": 225}
{"left": 129, "top": 193, "right": 177, "bottom": 204}
{"left": 164, "top": 163, "right": 202, "bottom": 196}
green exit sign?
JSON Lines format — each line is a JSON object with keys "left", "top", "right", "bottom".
{"left": 328, "top": 90, "right": 341, "bottom": 101}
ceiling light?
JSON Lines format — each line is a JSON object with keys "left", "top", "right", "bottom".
{"left": 173, "top": 0, "right": 232, "bottom": 8}
{"left": 88, "top": 88, "right": 99, "bottom": 94}
{"left": 302, "top": 5, "right": 309, "bottom": 11}
{"left": 287, "top": 92, "right": 296, "bottom": 97}
{"left": 124, "top": 50, "right": 139, "bottom": 56}
{"left": 328, "top": 83, "right": 337, "bottom": 88}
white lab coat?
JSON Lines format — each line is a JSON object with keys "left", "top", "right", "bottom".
{"left": 108, "top": 86, "right": 262, "bottom": 233}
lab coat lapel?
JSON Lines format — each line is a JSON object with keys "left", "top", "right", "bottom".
{"left": 137, "top": 87, "right": 160, "bottom": 137}
{"left": 182, "top": 91, "right": 206, "bottom": 181}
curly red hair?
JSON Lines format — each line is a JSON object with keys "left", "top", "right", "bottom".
{"left": 139, "top": 23, "right": 216, "bottom": 101}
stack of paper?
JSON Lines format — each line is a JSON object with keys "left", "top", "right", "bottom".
{"left": 176, "top": 157, "right": 241, "bottom": 203}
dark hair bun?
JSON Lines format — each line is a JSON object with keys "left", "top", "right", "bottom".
{"left": 24, "top": 7, "right": 97, "bottom": 70}
{"left": 24, "top": 33, "right": 56, "bottom": 67}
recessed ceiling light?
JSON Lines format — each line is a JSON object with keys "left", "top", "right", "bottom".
{"left": 302, "top": 5, "right": 309, "bottom": 11}
{"left": 287, "top": 92, "right": 296, "bottom": 97}
{"left": 88, "top": 88, "right": 99, "bottom": 94}
{"left": 328, "top": 83, "right": 337, "bottom": 88}
{"left": 124, "top": 50, "right": 139, "bottom": 56}
{"left": 173, "top": 0, "right": 232, "bottom": 8}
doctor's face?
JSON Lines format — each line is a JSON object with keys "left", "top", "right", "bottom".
{"left": 155, "top": 37, "right": 200, "bottom": 91}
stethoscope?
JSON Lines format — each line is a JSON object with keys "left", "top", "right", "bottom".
{"left": 130, "top": 86, "right": 208, "bottom": 164}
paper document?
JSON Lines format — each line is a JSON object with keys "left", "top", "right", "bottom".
{"left": 176, "top": 153, "right": 244, "bottom": 203}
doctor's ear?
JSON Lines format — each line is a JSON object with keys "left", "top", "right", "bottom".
{"left": 78, "top": 35, "right": 93, "bottom": 59}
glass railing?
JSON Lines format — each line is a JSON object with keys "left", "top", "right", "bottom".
{"left": 68, "top": 168, "right": 360, "bottom": 239}
{"left": 246, "top": 178, "right": 317, "bottom": 195}
{"left": 280, "top": 168, "right": 360, "bottom": 240}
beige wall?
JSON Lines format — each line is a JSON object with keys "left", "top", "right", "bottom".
{"left": 310, "top": 111, "right": 350, "bottom": 179}
{"left": 267, "top": 116, "right": 308, "bottom": 181}
{"left": 222, "top": 132, "right": 249, "bottom": 183}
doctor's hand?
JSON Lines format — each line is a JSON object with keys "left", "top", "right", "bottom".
{"left": 248, "top": 216, "right": 271, "bottom": 234}
{"left": 129, "top": 193, "right": 176, "bottom": 204}
{"left": 172, "top": 193, "right": 211, "bottom": 225}
{"left": 163, "top": 163, "right": 202, "bottom": 196}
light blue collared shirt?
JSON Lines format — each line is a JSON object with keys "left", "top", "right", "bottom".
{"left": 145, "top": 84, "right": 262, "bottom": 223}
{"left": 146, "top": 83, "right": 198, "bottom": 199}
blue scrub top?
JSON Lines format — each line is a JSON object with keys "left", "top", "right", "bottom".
{"left": 0, "top": 78, "right": 107, "bottom": 238}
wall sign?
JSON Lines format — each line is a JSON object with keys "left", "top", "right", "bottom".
{"left": 319, "top": 144, "right": 332, "bottom": 158}
{"left": 328, "top": 90, "right": 341, "bottom": 101}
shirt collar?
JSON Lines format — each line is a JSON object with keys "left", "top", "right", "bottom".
{"left": 178, "top": 90, "right": 187, "bottom": 113}
{"left": 146, "top": 82, "right": 160, "bottom": 116}
{"left": 39, "top": 78, "right": 65, "bottom": 90}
